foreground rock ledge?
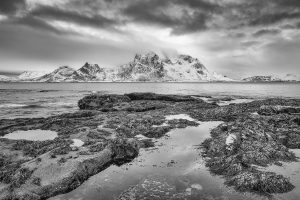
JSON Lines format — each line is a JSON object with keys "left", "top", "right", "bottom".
{"left": 0, "top": 93, "right": 300, "bottom": 199}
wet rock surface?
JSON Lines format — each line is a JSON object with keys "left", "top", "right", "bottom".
{"left": 258, "top": 105, "right": 300, "bottom": 115}
{"left": 0, "top": 93, "right": 299, "bottom": 199}
{"left": 201, "top": 113, "right": 300, "bottom": 195}
{"left": 117, "top": 175, "right": 189, "bottom": 200}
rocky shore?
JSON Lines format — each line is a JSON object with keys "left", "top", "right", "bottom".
{"left": 0, "top": 92, "right": 299, "bottom": 199}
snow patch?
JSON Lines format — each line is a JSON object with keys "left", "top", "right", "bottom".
{"left": 217, "top": 99, "right": 254, "bottom": 106}
{"left": 226, "top": 134, "right": 237, "bottom": 146}
{"left": 70, "top": 139, "right": 84, "bottom": 147}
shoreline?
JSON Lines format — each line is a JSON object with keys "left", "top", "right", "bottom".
{"left": 0, "top": 93, "right": 300, "bottom": 199}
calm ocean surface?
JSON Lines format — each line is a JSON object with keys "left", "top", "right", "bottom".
{"left": 0, "top": 82, "right": 299, "bottom": 119}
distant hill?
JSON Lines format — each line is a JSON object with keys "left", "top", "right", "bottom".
{"left": 0, "top": 75, "right": 11, "bottom": 82}
{"left": 242, "top": 74, "right": 299, "bottom": 82}
{"left": 18, "top": 71, "right": 49, "bottom": 81}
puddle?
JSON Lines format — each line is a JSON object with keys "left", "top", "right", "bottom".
{"left": 70, "top": 139, "right": 84, "bottom": 147}
{"left": 165, "top": 114, "right": 196, "bottom": 121}
{"left": 196, "top": 96, "right": 254, "bottom": 106}
{"left": 50, "top": 121, "right": 269, "bottom": 200}
{"left": 217, "top": 99, "right": 254, "bottom": 106}
{"left": 1, "top": 129, "right": 57, "bottom": 141}
{"left": 135, "top": 134, "right": 150, "bottom": 140}
{"left": 153, "top": 114, "right": 197, "bottom": 127}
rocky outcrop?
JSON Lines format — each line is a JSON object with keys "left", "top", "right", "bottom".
{"left": 1, "top": 138, "right": 139, "bottom": 200}
{"left": 77, "top": 93, "right": 202, "bottom": 111}
{"left": 78, "top": 94, "right": 131, "bottom": 110}
{"left": 201, "top": 113, "right": 299, "bottom": 194}
{"left": 125, "top": 92, "right": 197, "bottom": 102}
{"left": 258, "top": 105, "right": 300, "bottom": 115}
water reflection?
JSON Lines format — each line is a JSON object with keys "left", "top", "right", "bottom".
{"left": 50, "top": 121, "right": 265, "bottom": 200}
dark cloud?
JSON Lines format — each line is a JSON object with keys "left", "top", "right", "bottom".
{"left": 174, "top": 0, "right": 220, "bottom": 11}
{"left": 12, "top": 16, "right": 64, "bottom": 35}
{"left": 249, "top": 12, "right": 300, "bottom": 26}
{"left": 1, "top": 0, "right": 300, "bottom": 36}
{"left": 30, "top": 5, "right": 118, "bottom": 29}
{"left": 227, "top": 32, "right": 246, "bottom": 38}
{"left": 122, "top": 0, "right": 218, "bottom": 34}
{"left": 241, "top": 41, "right": 261, "bottom": 48}
{"left": 122, "top": 0, "right": 177, "bottom": 26}
{"left": 0, "top": 0, "right": 26, "bottom": 15}
{"left": 281, "top": 24, "right": 296, "bottom": 29}
{"left": 273, "top": 0, "right": 300, "bottom": 8}
{"left": 252, "top": 29, "right": 281, "bottom": 37}
{"left": 1, "top": 0, "right": 300, "bottom": 79}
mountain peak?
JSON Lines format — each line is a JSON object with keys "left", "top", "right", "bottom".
{"left": 78, "top": 62, "right": 102, "bottom": 75}
{"left": 177, "top": 55, "right": 198, "bottom": 63}
{"left": 134, "top": 51, "right": 160, "bottom": 63}
{"left": 18, "top": 71, "right": 48, "bottom": 80}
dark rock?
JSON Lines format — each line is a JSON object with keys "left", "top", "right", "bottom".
{"left": 125, "top": 92, "right": 196, "bottom": 102}
{"left": 138, "top": 138, "right": 155, "bottom": 148}
{"left": 109, "top": 138, "right": 139, "bottom": 166}
{"left": 258, "top": 105, "right": 300, "bottom": 115}
{"left": 78, "top": 94, "right": 131, "bottom": 110}
{"left": 201, "top": 114, "right": 298, "bottom": 195}
{"left": 167, "top": 119, "right": 199, "bottom": 129}
{"left": 226, "top": 171, "right": 294, "bottom": 194}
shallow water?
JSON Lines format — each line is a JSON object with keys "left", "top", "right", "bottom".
{"left": 1, "top": 129, "right": 58, "bottom": 141}
{"left": 0, "top": 82, "right": 299, "bottom": 119}
{"left": 50, "top": 120, "right": 267, "bottom": 200}
{"left": 165, "top": 114, "right": 197, "bottom": 121}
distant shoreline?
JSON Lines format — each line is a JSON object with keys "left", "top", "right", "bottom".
{"left": 0, "top": 81, "right": 299, "bottom": 83}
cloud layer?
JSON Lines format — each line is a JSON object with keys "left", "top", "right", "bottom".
{"left": 0, "top": 0, "right": 300, "bottom": 78}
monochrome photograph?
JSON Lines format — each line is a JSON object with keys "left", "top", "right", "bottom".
{"left": 0, "top": 0, "right": 299, "bottom": 199}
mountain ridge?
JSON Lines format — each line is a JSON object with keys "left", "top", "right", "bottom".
{"left": 1, "top": 52, "right": 298, "bottom": 82}
{"left": 17, "top": 52, "right": 234, "bottom": 82}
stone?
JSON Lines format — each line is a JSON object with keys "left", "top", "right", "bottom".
{"left": 78, "top": 94, "right": 131, "bottom": 110}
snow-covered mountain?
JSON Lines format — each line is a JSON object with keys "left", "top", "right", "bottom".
{"left": 0, "top": 75, "right": 11, "bottom": 82}
{"left": 2, "top": 52, "right": 299, "bottom": 82}
{"left": 35, "top": 66, "right": 79, "bottom": 82}
{"left": 22, "top": 52, "right": 233, "bottom": 82}
{"left": 242, "top": 74, "right": 299, "bottom": 82}
{"left": 115, "top": 52, "right": 233, "bottom": 82}
{"left": 18, "top": 71, "right": 48, "bottom": 80}
{"left": 279, "top": 74, "right": 300, "bottom": 82}
{"left": 76, "top": 63, "right": 106, "bottom": 81}
{"left": 1, "top": 52, "right": 236, "bottom": 82}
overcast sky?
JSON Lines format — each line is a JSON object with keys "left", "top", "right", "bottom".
{"left": 0, "top": 0, "right": 300, "bottom": 79}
